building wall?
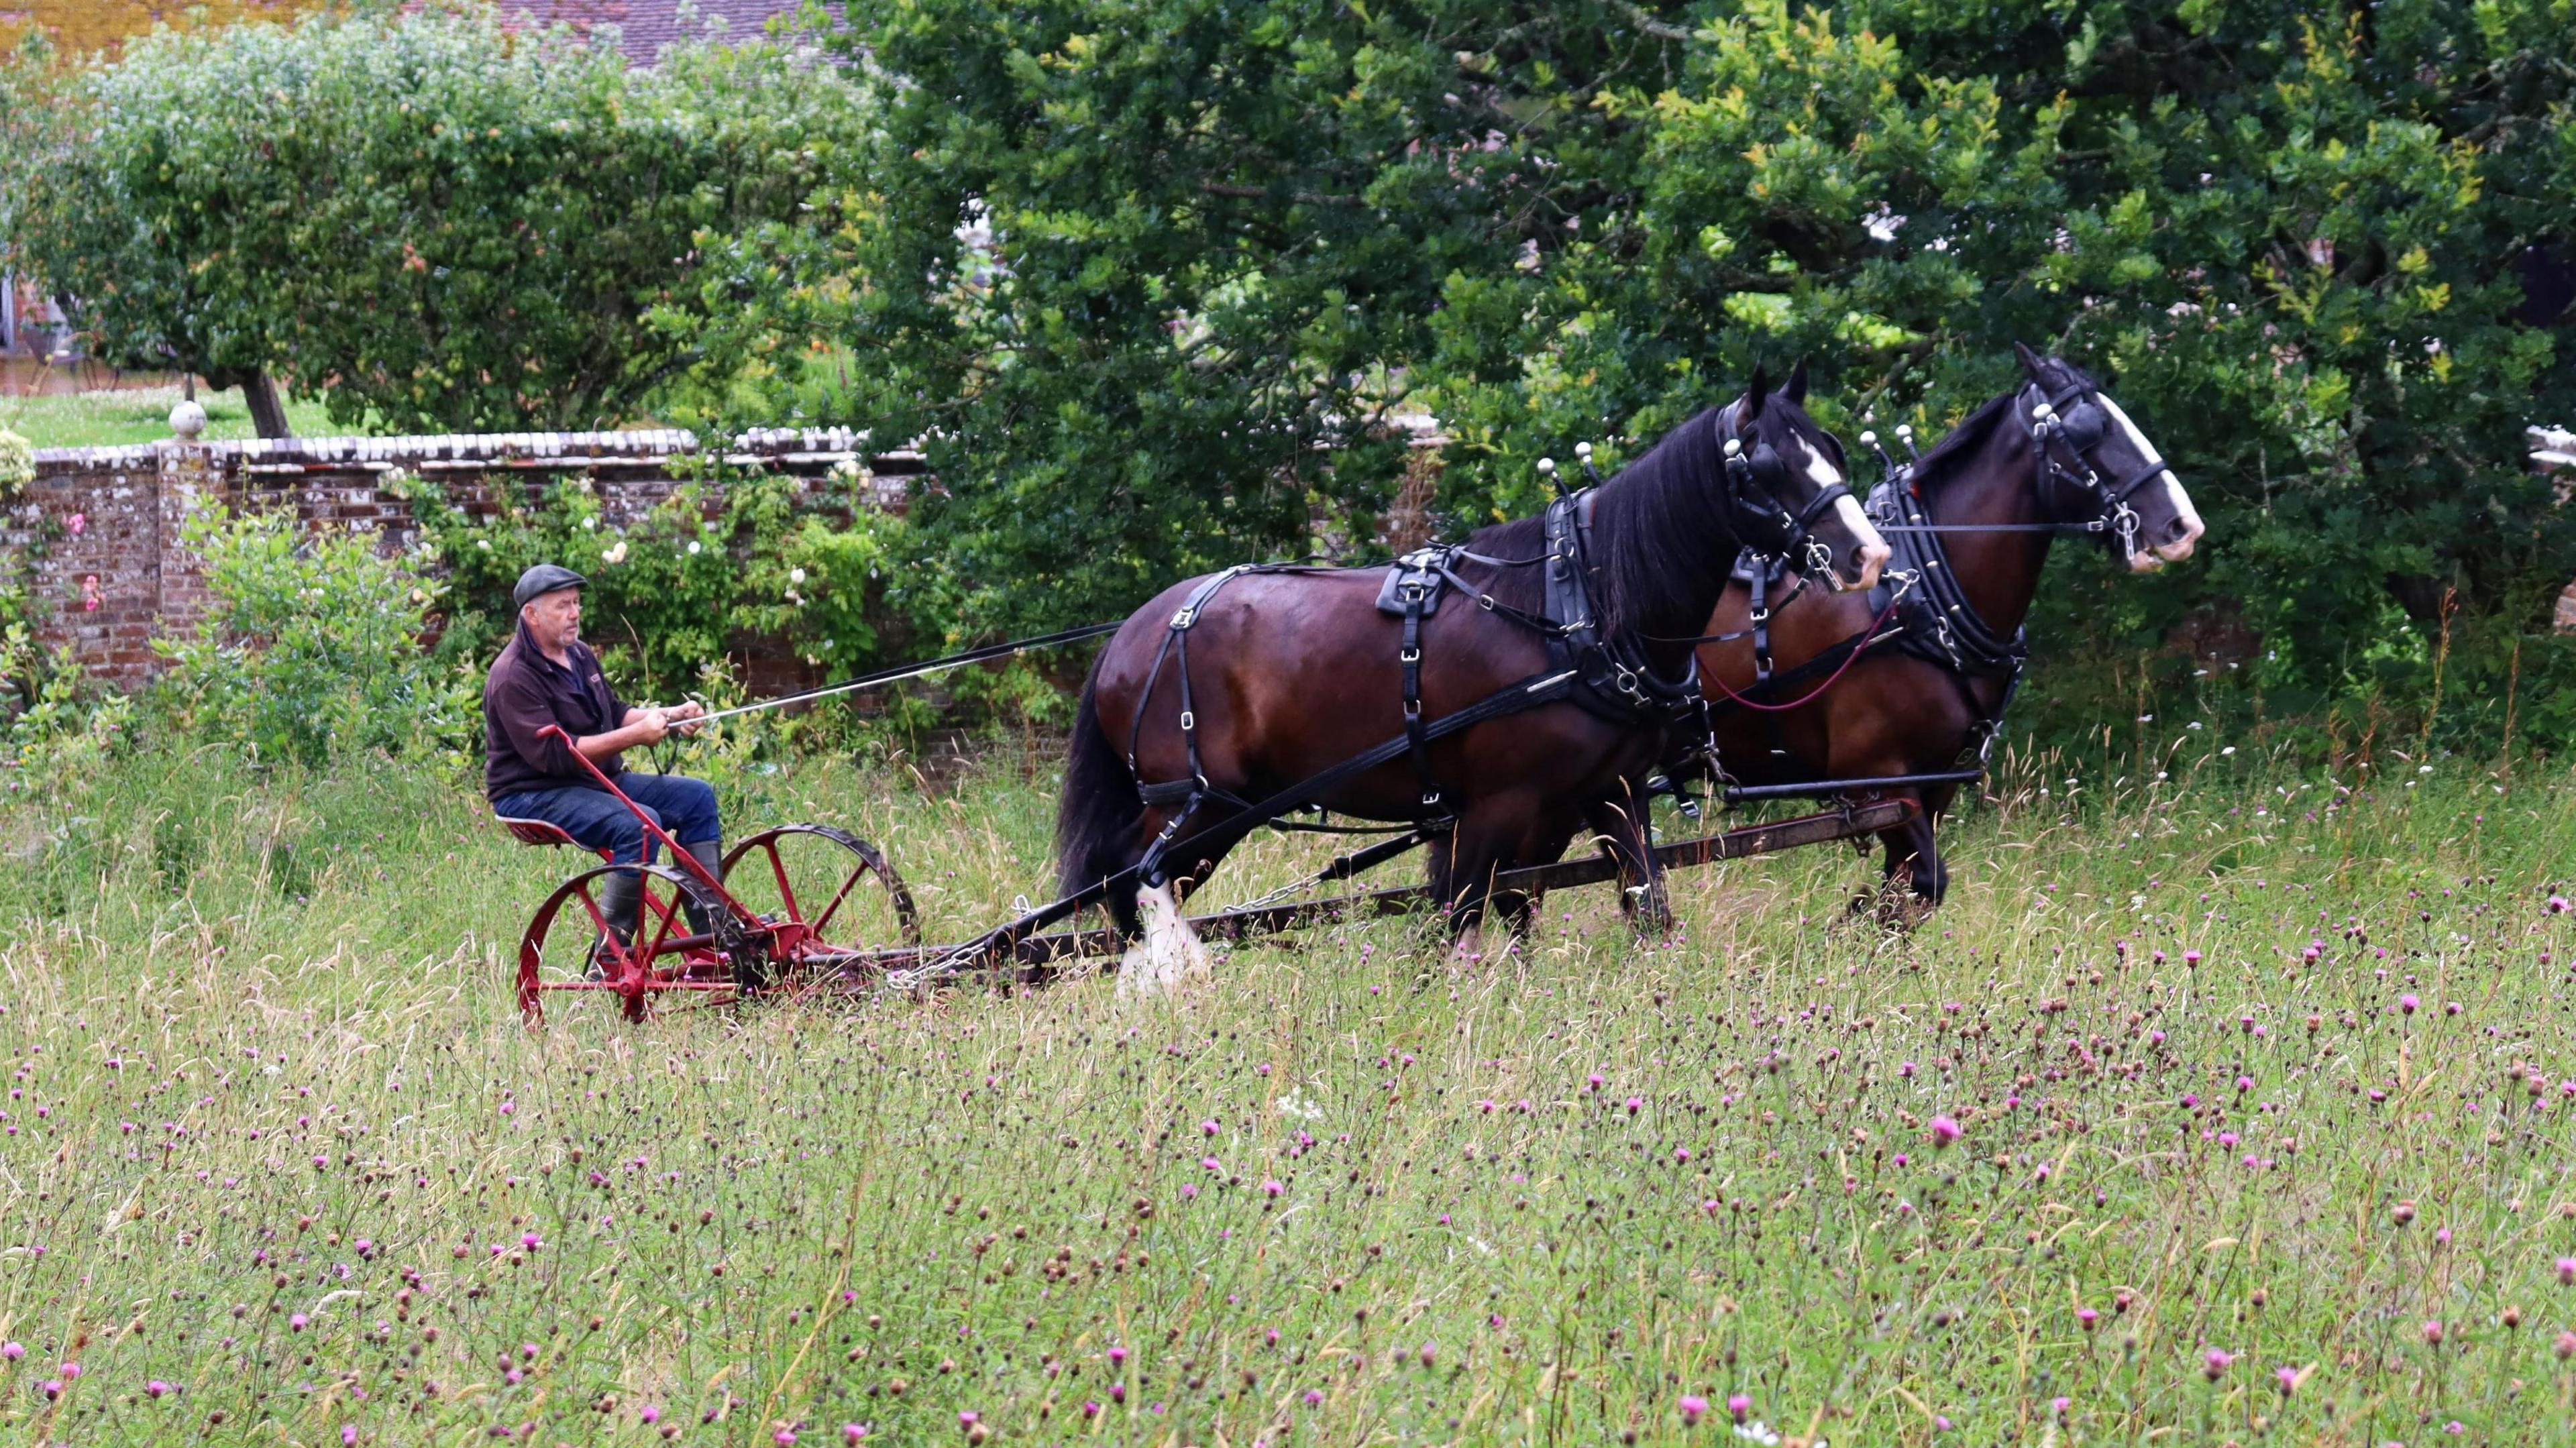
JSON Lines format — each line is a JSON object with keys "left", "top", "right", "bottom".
{"left": 7, "top": 428, "right": 919, "bottom": 689}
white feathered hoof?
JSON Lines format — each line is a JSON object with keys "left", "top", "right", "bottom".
{"left": 1117, "top": 882, "right": 1212, "bottom": 999}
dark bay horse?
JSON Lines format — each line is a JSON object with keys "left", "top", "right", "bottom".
{"left": 1058, "top": 369, "right": 1890, "bottom": 993}
{"left": 1694, "top": 347, "right": 2206, "bottom": 914}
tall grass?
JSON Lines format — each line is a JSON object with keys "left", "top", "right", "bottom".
{"left": 2, "top": 740, "right": 2573, "bottom": 1446}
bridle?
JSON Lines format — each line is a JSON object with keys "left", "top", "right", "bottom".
{"left": 2021, "top": 376, "right": 2171, "bottom": 567}
{"left": 1719, "top": 402, "right": 1855, "bottom": 583}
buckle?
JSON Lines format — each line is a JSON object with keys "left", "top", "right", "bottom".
{"left": 1403, "top": 699, "right": 1421, "bottom": 718}
{"left": 1179, "top": 710, "right": 1196, "bottom": 731}
{"left": 1399, "top": 646, "right": 1420, "bottom": 663}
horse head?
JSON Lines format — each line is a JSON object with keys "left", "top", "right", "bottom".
{"left": 2011, "top": 343, "right": 2205, "bottom": 571}
{"left": 1727, "top": 362, "right": 1890, "bottom": 592}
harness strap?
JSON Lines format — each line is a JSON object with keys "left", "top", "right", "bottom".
{"left": 1131, "top": 667, "right": 1579, "bottom": 889}
{"left": 1397, "top": 579, "right": 1453, "bottom": 829}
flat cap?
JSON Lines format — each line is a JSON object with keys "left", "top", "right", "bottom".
{"left": 513, "top": 563, "right": 588, "bottom": 610}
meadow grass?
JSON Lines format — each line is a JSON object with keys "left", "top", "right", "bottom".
{"left": 3, "top": 738, "right": 2575, "bottom": 1447}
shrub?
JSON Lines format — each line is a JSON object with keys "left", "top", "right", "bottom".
{"left": 153, "top": 506, "right": 477, "bottom": 766}
{"left": 0, "top": 616, "right": 131, "bottom": 797}
{"left": 0, "top": 1, "right": 872, "bottom": 434}
{"left": 0, "top": 426, "right": 32, "bottom": 495}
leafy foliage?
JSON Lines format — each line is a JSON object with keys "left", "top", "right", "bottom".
{"left": 153, "top": 506, "right": 478, "bottom": 766}
{"left": 0, "top": 1, "right": 871, "bottom": 432}
{"left": 393, "top": 465, "right": 894, "bottom": 700}
{"left": 686, "top": 0, "right": 1713, "bottom": 635}
{"left": 0, "top": 427, "right": 32, "bottom": 495}
{"left": 698, "top": 0, "right": 2575, "bottom": 739}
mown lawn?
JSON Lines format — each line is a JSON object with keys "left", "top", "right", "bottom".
{"left": 0, "top": 384, "right": 346, "bottom": 450}
{"left": 2, "top": 738, "right": 2573, "bottom": 1447}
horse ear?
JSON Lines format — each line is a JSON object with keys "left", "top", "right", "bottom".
{"left": 1743, "top": 363, "right": 1771, "bottom": 421}
{"left": 1784, "top": 358, "right": 1809, "bottom": 405}
{"left": 2012, "top": 340, "right": 2047, "bottom": 379}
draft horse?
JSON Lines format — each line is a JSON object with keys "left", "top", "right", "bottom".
{"left": 1693, "top": 345, "right": 2206, "bottom": 915}
{"left": 1058, "top": 368, "right": 1891, "bottom": 993}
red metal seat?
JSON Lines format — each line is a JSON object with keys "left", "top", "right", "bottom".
{"left": 496, "top": 815, "right": 612, "bottom": 860}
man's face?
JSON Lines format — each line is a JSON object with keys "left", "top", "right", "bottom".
{"left": 523, "top": 589, "right": 582, "bottom": 651}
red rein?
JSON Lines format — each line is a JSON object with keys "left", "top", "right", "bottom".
{"left": 1698, "top": 592, "right": 1907, "bottom": 714}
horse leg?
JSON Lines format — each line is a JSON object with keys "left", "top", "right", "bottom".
{"left": 1441, "top": 803, "right": 1562, "bottom": 961}
{"left": 1585, "top": 790, "right": 1671, "bottom": 940}
{"left": 1118, "top": 878, "right": 1214, "bottom": 999}
{"left": 1874, "top": 798, "right": 1946, "bottom": 928}
{"left": 1113, "top": 812, "right": 1222, "bottom": 1001}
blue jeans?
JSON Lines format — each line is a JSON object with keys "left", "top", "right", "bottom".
{"left": 493, "top": 773, "right": 721, "bottom": 867}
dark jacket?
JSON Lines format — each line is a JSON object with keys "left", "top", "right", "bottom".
{"left": 484, "top": 622, "right": 629, "bottom": 801}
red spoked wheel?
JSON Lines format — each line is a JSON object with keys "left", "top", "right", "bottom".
{"left": 517, "top": 862, "right": 737, "bottom": 1025}
{"left": 720, "top": 825, "right": 920, "bottom": 976}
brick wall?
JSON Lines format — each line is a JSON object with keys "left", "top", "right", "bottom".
{"left": 6, "top": 427, "right": 922, "bottom": 688}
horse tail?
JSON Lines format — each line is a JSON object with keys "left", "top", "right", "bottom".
{"left": 1055, "top": 657, "right": 1144, "bottom": 926}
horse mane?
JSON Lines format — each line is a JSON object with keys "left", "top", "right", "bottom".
{"left": 1906, "top": 355, "right": 2100, "bottom": 506}
{"left": 1459, "top": 399, "right": 1844, "bottom": 636}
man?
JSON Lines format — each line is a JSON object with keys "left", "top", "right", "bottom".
{"left": 486, "top": 563, "right": 720, "bottom": 948}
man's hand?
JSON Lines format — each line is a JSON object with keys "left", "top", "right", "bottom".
{"left": 631, "top": 708, "right": 671, "bottom": 745}
{"left": 665, "top": 701, "right": 706, "bottom": 736}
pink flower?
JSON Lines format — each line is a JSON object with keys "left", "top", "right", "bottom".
{"left": 640, "top": 1406, "right": 661, "bottom": 1425}
{"left": 1417, "top": 1341, "right": 1436, "bottom": 1368}
{"left": 1, "top": 1341, "right": 22, "bottom": 1360}
{"left": 146, "top": 1380, "right": 172, "bottom": 1398}
{"left": 845, "top": 1427, "right": 868, "bottom": 1443}
{"left": 1727, "top": 1393, "right": 1752, "bottom": 1422}
{"left": 2275, "top": 1366, "right": 2300, "bottom": 1395}
{"left": 1929, "top": 1116, "right": 1962, "bottom": 1146}
{"left": 1587, "top": 1073, "right": 1605, "bottom": 1091}
{"left": 2183, "top": 950, "right": 2202, "bottom": 966}
{"left": 2422, "top": 1320, "right": 2443, "bottom": 1344}
{"left": 1199, "top": 1120, "right": 1218, "bottom": 1137}
{"left": 67, "top": 513, "right": 85, "bottom": 535}
{"left": 1680, "top": 1394, "right": 1709, "bottom": 1425}
{"left": 1672, "top": 1147, "right": 1690, "bottom": 1164}
{"left": 289, "top": 1314, "right": 309, "bottom": 1332}
{"left": 2555, "top": 1256, "right": 2575, "bottom": 1285}
{"left": 2400, "top": 994, "right": 2420, "bottom": 1015}
{"left": 2077, "top": 1308, "right": 2098, "bottom": 1331}
{"left": 776, "top": 1431, "right": 798, "bottom": 1446}
{"left": 2204, "top": 1348, "right": 2233, "bottom": 1379}
{"left": 958, "top": 1411, "right": 979, "bottom": 1428}
{"left": 1303, "top": 1389, "right": 1324, "bottom": 1407}
{"left": 1262, "top": 1180, "right": 1283, "bottom": 1196}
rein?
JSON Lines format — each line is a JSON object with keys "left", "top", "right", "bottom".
{"left": 1697, "top": 581, "right": 1911, "bottom": 715}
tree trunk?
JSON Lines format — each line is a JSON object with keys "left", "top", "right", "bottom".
{"left": 241, "top": 371, "right": 293, "bottom": 439}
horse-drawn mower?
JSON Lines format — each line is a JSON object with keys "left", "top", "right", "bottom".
{"left": 501, "top": 715, "right": 1915, "bottom": 1023}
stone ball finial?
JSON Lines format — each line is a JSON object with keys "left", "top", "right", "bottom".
{"left": 170, "top": 400, "right": 209, "bottom": 439}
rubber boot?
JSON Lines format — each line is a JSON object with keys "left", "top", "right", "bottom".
{"left": 682, "top": 839, "right": 727, "bottom": 937}
{"left": 591, "top": 867, "right": 645, "bottom": 979}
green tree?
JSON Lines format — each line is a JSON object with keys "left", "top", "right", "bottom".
{"left": 780, "top": 0, "right": 2569, "bottom": 734}
{"left": 694, "top": 0, "right": 1706, "bottom": 636}
{"left": 1423, "top": 0, "right": 2574, "bottom": 724}
{"left": 0, "top": 2, "right": 871, "bottom": 436}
